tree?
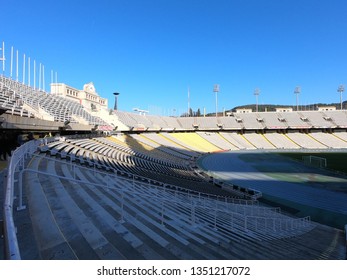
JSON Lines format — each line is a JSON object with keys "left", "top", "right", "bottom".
{"left": 189, "top": 108, "right": 193, "bottom": 117}
{"left": 196, "top": 108, "right": 201, "bottom": 117}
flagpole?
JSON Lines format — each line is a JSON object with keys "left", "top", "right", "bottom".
{"left": 23, "top": 53, "right": 26, "bottom": 84}
{"left": 2, "top": 41, "right": 5, "bottom": 74}
{"left": 33, "top": 60, "right": 36, "bottom": 90}
{"left": 28, "top": 57, "right": 31, "bottom": 86}
{"left": 39, "top": 63, "right": 41, "bottom": 90}
{"left": 42, "top": 64, "right": 45, "bottom": 91}
{"left": 1, "top": 41, "right": 5, "bottom": 75}
{"left": 16, "top": 50, "right": 19, "bottom": 81}
{"left": 188, "top": 86, "right": 190, "bottom": 117}
{"left": 10, "top": 46, "right": 13, "bottom": 78}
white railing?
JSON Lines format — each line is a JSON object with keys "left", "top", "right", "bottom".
{"left": 3, "top": 139, "right": 42, "bottom": 259}
{"left": 3, "top": 135, "right": 316, "bottom": 259}
{"left": 16, "top": 160, "right": 312, "bottom": 243}
{"left": 30, "top": 150, "right": 254, "bottom": 206}
{"left": 2, "top": 135, "right": 84, "bottom": 259}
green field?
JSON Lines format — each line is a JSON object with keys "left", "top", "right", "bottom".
{"left": 278, "top": 152, "right": 347, "bottom": 174}
{"left": 238, "top": 152, "right": 347, "bottom": 194}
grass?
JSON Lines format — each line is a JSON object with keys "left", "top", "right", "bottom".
{"left": 278, "top": 152, "right": 347, "bottom": 174}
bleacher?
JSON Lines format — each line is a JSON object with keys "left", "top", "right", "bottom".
{"left": 4, "top": 137, "right": 343, "bottom": 260}
{"left": 310, "top": 131, "right": 347, "bottom": 148}
{"left": 0, "top": 82, "right": 33, "bottom": 117}
{"left": 38, "top": 136, "right": 236, "bottom": 197}
{"left": 2, "top": 75, "right": 347, "bottom": 260}
{"left": 0, "top": 76, "right": 108, "bottom": 126}
{"left": 256, "top": 112, "right": 288, "bottom": 129}
{"left": 219, "top": 132, "right": 256, "bottom": 150}
{"left": 263, "top": 132, "right": 300, "bottom": 149}
{"left": 286, "top": 132, "right": 328, "bottom": 149}
{"left": 324, "top": 110, "right": 347, "bottom": 128}
{"left": 18, "top": 151, "right": 345, "bottom": 259}
{"left": 233, "top": 113, "right": 265, "bottom": 130}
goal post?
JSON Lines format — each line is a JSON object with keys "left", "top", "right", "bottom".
{"left": 302, "top": 155, "right": 327, "bottom": 168}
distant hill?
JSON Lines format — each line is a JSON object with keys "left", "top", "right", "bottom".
{"left": 182, "top": 101, "right": 346, "bottom": 117}
{"left": 230, "top": 101, "right": 347, "bottom": 113}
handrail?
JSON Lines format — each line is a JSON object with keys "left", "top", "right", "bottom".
{"left": 3, "top": 139, "right": 40, "bottom": 259}
{"left": 16, "top": 166, "right": 310, "bottom": 241}
{"left": 31, "top": 150, "right": 256, "bottom": 206}
{"left": 2, "top": 135, "right": 87, "bottom": 259}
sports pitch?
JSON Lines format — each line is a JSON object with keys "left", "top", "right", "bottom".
{"left": 240, "top": 152, "right": 347, "bottom": 194}
{"left": 199, "top": 150, "right": 347, "bottom": 228}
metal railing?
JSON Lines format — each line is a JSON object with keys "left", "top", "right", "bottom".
{"left": 3, "top": 139, "right": 42, "bottom": 259}
{"left": 3, "top": 135, "right": 317, "bottom": 259}
{"left": 15, "top": 158, "right": 313, "bottom": 243}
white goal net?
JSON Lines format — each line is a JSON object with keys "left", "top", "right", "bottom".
{"left": 302, "top": 155, "right": 327, "bottom": 168}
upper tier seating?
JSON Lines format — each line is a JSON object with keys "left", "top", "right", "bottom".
{"left": 0, "top": 76, "right": 108, "bottom": 125}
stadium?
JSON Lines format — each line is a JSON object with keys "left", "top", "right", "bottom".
{"left": 1, "top": 49, "right": 347, "bottom": 260}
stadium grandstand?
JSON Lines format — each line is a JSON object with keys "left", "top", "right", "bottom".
{"left": 1, "top": 74, "right": 347, "bottom": 260}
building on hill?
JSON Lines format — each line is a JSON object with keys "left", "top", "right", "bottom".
{"left": 317, "top": 106, "right": 336, "bottom": 111}
{"left": 275, "top": 107, "right": 293, "bottom": 112}
{"left": 50, "top": 82, "right": 108, "bottom": 111}
{"left": 236, "top": 108, "right": 253, "bottom": 113}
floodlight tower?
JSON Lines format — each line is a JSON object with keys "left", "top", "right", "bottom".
{"left": 213, "top": 84, "right": 220, "bottom": 117}
{"left": 113, "top": 92, "right": 120, "bottom": 110}
{"left": 254, "top": 88, "right": 260, "bottom": 112}
{"left": 294, "top": 86, "right": 301, "bottom": 111}
{"left": 337, "top": 84, "right": 345, "bottom": 110}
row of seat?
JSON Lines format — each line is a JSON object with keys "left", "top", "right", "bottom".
{"left": 0, "top": 76, "right": 108, "bottom": 125}
{"left": 21, "top": 154, "right": 335, "bottom": 260}
{"left": 136, "top": 131, "right": 347, "bottom": 151}
{"left": 113, "top": 110, "right": 347, "bottom": 131}
{"left": 38, "top": 137, "right": 234, "bottom": 197}
{"left": 0, "top": 83, "right": 33, "bottom": 117}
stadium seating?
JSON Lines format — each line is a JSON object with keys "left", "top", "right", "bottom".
{"left": 286, "top": 132, "right": 328, "bottom": 149}
{"left": 0, "top": 76, "right": 108, "bottom": 125}
{"left": 310, "top": 131, "right": 347, "bottom": 148}
{"left": 242, "top": 132, "right": 276, "bottom": 149}
{"left": 263, "top": 132, "right": 300, "bottom": 149}
{"left": 0, "top": 82, "right": 33, "bottom": 117}
{"left": 3, "top": 74, "right": 347, "bottom": 260}
{"left": 219, "top": 132, "right": 256, "bottom": 150}
{"left": 196, "top": 132, "right": 236, "bottom": 150}
{"left": 166, "top": 132, "right": 221, "bottom": 153}
{"left": 21, "top": 152, "right": 341, "bottom": 260}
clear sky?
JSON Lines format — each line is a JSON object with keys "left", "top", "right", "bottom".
{"left": 1, "top": 0, "right": 347, "bottom": 116}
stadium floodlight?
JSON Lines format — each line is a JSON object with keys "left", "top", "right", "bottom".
{"left": 113, "top": 92, "right": 120, "bottom": 110}
{"left": 337, "top": 84, "right": 345, "bottom": 110}
{"left": 213, "top": 84, "right": 220, "bottom": 117}
{"left": 254, "top": 88, "right": 260, "bottom": 112}
{"left": 294, "top": 86, "right": 301, "bottom": 111}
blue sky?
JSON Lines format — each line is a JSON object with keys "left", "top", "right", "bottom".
{"left": 1, "top": 0, "right": 347, "bottom": 115}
